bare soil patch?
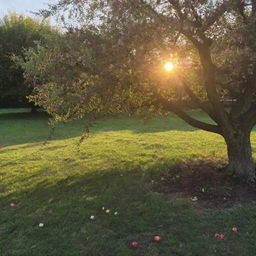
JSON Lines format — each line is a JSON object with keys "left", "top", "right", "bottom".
{"left": 154, "top": 160, "right": 256, "bottom": 211}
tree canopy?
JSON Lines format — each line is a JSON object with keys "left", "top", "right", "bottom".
{"left": 22, "top": 0, "right": 256, "bottom": 181}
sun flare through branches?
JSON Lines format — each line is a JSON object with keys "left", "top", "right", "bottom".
{"left": 164, "top": 62, "right": 174, "bottom": 72}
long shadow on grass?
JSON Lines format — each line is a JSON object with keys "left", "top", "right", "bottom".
{"left": 0, "top": 111, "right": 208, "bottom": 148}
{"left": 0, "top": 167, "right": 207, "bottom": 256}
{"left": 1, "top": 166, "right": 256, "bottom": 256}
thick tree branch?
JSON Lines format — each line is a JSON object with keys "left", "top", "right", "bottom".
{"left": 179, "top": 76, "right": 219, "bottom": 123}
{"left": 155, "top": 93, "right": 221, "bottom": 134}
{"left": 170, "top": 104, "right": 221, "bottom": 134}
{"left": 197, "top": 45, "right": 234, "bottom": 132}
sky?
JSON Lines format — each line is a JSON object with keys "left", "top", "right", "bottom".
{"left": 0, "top": 0, "right": 58, "bottom": 23}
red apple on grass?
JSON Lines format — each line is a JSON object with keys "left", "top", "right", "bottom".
{"left": 153, "top": 236, "right": 161, "bottom": 242}
{"left": 131, "top": 241, "right": 138, "bottom": 248}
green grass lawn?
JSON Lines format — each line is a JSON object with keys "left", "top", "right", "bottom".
{"left": 1, "top": 109, "right": 256, "bottom": 256}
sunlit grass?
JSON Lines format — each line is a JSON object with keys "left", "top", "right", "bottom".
{"left": 0, "top": 109, "right": 256, "bottom": 256}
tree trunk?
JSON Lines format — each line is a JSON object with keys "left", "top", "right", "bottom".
{"left": 224, "top": 130, "right": 255, "bottom": 182}
{"left": 31, "top": 105, "right": 37, "bottom": 114}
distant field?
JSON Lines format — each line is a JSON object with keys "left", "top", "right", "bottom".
{"left": 1, "top": 108, "right": 256, "bottom": 256}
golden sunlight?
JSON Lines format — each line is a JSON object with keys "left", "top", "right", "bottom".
{"left": 164, "top": 62, "right": 174, "bottom": 72}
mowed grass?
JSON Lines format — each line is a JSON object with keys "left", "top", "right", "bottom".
{"left": 1, "top": 109, "right": 256, "bottom": 256}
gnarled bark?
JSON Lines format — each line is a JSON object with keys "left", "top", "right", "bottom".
{"left": 224, "top": 130, "right": 255, "bottom": 182}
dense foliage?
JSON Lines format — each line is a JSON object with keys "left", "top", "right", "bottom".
{"left": 0, "top": 13, "right": 58, "bottom": 108}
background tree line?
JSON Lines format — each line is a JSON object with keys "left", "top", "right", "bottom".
{"left": 0, "top": 13, "right": 58, "bottom": 109}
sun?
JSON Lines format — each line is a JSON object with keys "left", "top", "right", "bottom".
{"left": 164, "top": 62, "right": 174, "bottom": 72}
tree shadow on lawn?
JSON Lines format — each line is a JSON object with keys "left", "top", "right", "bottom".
{"left": 0, "top": 111, "right": 204, "bottom": 148}
{"left": 0, "top": 162, "right": 256, "bottom": 256}
{"left": 0, "top": 168, "right": 200, "bottom": 256}
{"left": 0, "top": 111, "right": 49, "bottom": 120}
{"left": 1, "top": 163, "right": 256, "bottom": 256}
{"left": 153, "top": 159, "right": 256, "bottom": 212}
